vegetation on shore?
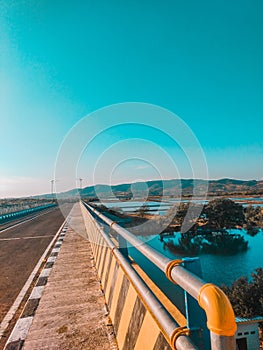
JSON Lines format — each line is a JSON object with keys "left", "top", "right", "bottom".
{"left": 92, "top": 198, "right": 263, "bottom": 255}
{"left": 222, "top": 268, "right": 263, "bottom": 328}
{"left": 159, "top": 199, "right": 247, "bottom": 255}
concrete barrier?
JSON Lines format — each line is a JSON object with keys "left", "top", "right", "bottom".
{"left": 0, "top": 204, "right": 56, "bottom": 224}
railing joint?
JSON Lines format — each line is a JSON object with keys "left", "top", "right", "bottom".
{"left": 171, "top": 326, "right": 190, "bottom": 349}
{"left": 165, "top": 259, "right": 183, "bottom": 283}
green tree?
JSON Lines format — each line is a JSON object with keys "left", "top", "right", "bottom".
{"left": 204, "top": 199, "right": 245, "bottom": 229}
{"left": 163, "top": 202, "right": 203, "bottom": 230}
{"left": 222, "top": 268, "right": 263, "bottom": 322}
{"left": 244, "top": 205, "right": 263, "bottom": 234}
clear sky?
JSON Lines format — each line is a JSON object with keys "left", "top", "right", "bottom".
{"left": 1, "top": 1, "right": 263, "bottom": 197}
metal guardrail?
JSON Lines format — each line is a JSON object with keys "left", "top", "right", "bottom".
{"left": 0, "top": 204, "right": 56, "bottom": 224}
{"left": 83, "top": 202, "right": 237, "bottom": 350}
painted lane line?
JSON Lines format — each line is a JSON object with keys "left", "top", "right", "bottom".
{"left": 0, "top": 238, "right": 20, "bottom": 241}
{"left": 0, "top": 235, "right": 54, "bottom": 241}
{"left": 22, "top": 235, "right": 54, "bottom": 240}
{"left": 0, "top": 218, "right": 66, "bottom": 339}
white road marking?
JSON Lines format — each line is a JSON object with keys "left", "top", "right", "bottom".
{"left": 0, "top": 238, "right": 20, "bottom": 241}
{"left": 0, "top": 235, "right": 54, "bottom": 241}
{"left": 22, "top": 235, "right": 54, "bottom": 240}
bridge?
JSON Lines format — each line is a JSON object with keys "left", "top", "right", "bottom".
{"left": 0, "top": 202, "right": 260, "bottom": 350}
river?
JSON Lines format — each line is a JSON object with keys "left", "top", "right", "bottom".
{"left": 103, "top": 199, "right": 263, "bottom": 287}
{"left": 136, "top": 229, "right": 263, "bottom": 286}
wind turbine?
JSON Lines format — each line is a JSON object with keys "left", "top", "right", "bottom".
{"left": 50, "top": 179, "right": 55, "bottom": 195}
{"left": 50, "top": 179, "right": 58, "bottom": 201}
{"left": 77, "top": 178, "right": 83, "bottom": 189}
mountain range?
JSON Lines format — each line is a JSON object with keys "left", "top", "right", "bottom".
{"left": 37, "top": 178, "right": 263, "bottom": 199}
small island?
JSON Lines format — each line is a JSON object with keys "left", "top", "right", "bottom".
{"left": 90, "top": 198, "right": 263, "bottom": 256}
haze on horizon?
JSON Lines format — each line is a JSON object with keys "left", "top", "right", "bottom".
{"left": 1, "top": 1, "right": 263, "bottom": 198}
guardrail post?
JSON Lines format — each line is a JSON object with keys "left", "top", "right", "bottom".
{"left": 210, "top": 333, "right": 236, "bottom": 350}
{"left": 183, "top": 258, "right": 210, "bottom": 350}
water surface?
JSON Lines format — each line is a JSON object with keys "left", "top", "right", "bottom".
{"left": 102, "top": 199, "right": 263, "bottom": 286}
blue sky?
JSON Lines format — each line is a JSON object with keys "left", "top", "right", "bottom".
{"left": 1, "top": 1, "right": 263, "bottom": 197}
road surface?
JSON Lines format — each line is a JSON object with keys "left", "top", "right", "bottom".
{"left": 0, "top": 205, "right": 72, "bottom": 324}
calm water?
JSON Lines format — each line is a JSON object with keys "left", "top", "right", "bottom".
{"left": 136, "top": 229, "right": 263, "bottom": 287}
{"left": 103, "top": 199, "right": 263, "bottom": 287}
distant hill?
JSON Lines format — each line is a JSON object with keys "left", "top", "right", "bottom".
{"left": 37, "top": 178, "right": 263, "bottom": 200}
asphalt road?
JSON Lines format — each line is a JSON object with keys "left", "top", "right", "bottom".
{"left": 0, "top": 205, "right": 72, "bottom": 323}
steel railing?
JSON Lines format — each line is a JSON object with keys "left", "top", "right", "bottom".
{"left": 82, "top": 201, "right": 237, "bottom": 350}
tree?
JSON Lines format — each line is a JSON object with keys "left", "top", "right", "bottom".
{"left": 204, "top": 199, "right": 245, "bottom": 229}
{"left": 244, "top": 205, "right": 263, "bottom": 234}
{"left": 162, "top": 202, "right": 203, "bottom": 231}
{"left": 169, "top": 202, "right": 189, "bottom": 225}
{"left": 222, "top": 268, "right": 263, "bottom": 323}
{"left": 135, "top": 204, "right": 149, "bottom": 218}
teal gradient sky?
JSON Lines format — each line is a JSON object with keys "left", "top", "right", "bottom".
{"left": 1, "top": 1, "right": 263, "bottom": 197}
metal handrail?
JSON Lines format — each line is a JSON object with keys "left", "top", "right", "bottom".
{"left": 83, "top": 202, "right": 237, "bottom": 350}
{"left": 82, "top": 202, "right": 199, "bottom": 350}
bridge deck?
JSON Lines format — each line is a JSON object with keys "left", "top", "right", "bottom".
{"left": 5, "top": 202, "right": 189, "bottom": 350}
{"left": 21, "top": 203, "right": 114, "bottom": 350}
